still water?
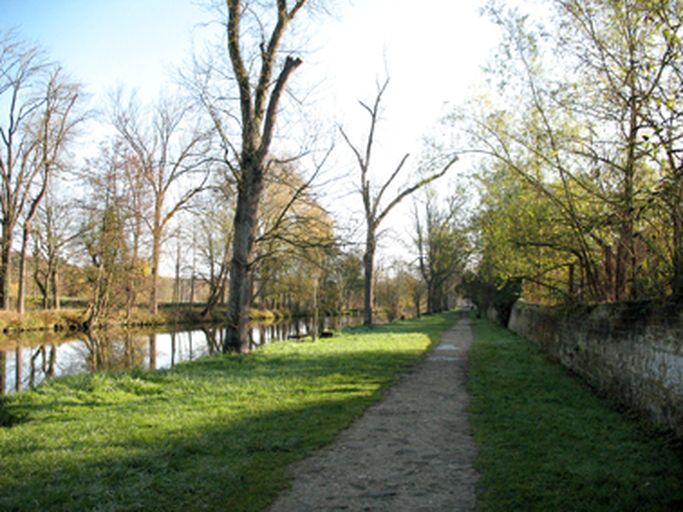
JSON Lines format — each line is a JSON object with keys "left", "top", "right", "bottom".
{"left": 0, "top": 316, "right": 362, "bottom": 394}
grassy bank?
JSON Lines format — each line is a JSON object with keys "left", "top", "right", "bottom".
{"left": 0, "top": 307, "right": 206, "bottom": 333}
{"left": 469, "top": 319, "right": 683, "bottom": 511}
{"left": 0, "top": 305, "right": 360, "bottom": 335}
{"left": 0, "top": 306, "right": 290, "bottom": 334}
{"left": 0, "top": 312, "right": 457, "bottom": 511}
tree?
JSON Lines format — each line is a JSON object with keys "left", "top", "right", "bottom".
{"left": 325, "top": 250, "right": 363, "bottom": 313}
{"left": 118, "top": 151, "right": 152, "bottom": 319}
{"left": 252, "top": 159, "right": 334, "bottom": 312}
{"left": 340, "top": 78, "right": 457, "bottom": 325}
{"left": 0, "top": 33, "right": 82, "bottom": 311}
{"left": 16, "top": 68, "right": 81, "bottom": 314}
{"left": 194, "top": 0, "right": 310, "bottom": 352}
{"left": 413, "top": 188, "right": 471, "bottom": 314}
{"left": 79, "top": 149, "right": 131, "bottom": 328}
{"left": 111, "top": 92, "right": 211, "bottom": 315}
{"left": 78, "top": 141, "right": 149, "bottom": 326}
{"left": 193, "top": 181, "right": 234, "bottom": 316}
{"left": 639, "top": 1, "right": 683, "bottom": 298}
{"left": 32, "top": 188, "right": 79, "bottom": 309}
{"left": 454, "top": 0, "right": 683, "bottom": 304}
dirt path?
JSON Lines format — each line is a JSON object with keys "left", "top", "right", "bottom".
{"left": 267, "top": 317, "right": 478, "bottom": 512}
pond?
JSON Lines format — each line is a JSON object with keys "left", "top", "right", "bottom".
{"left": 0, "top": 315, "right": 363, "bottom": 394}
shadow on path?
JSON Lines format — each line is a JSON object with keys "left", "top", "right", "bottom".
{"left": 267, "top": 317, "right": 479, "bottom": 512}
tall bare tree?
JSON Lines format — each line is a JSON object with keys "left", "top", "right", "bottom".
{"left": 0, "top": 34, "right": 82, "bottom": 312}
{"left": 111, "top": 92, "right": 211, "bottom": 315}
{"left": 16, "top": 69, "right": 81, "bottom": 314}
{"left": 192, "top": 0, "right": 309, "bottom": 351}
{"left": 0, "top": 34, "right": 47, "bottom": 310}
{"left": 340, "top": 78, "right": 458, "bottom": 325}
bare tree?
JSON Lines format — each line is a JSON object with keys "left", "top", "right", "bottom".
{"left": 413, "top": 188, "right": 470, "bottom": 314}
{"left": 193, "top": 184, "right": 234, "bottom": 317}
{"left": 16, "top": 68, "right": 81, "bottom": 314}
{"left": 32, "top": 189, "right": 79, "bottom": 309}
{"left": 111, "top": 92, "right": 211, "bottom": 315}
{"left": 340, "top": 78, "right": 458, "bottom": 325}
{"left": 119, "top": 151, "right": 152, "bottom": 319}
{"left": 191, "top": 0, "right": 310, "bottom": 351}
{"left": 0, "top": 33, "right": 50, "bottom": 309}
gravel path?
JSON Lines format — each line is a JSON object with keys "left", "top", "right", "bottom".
{"left": 267, "top": 317, "right": 478, "bottom": 512}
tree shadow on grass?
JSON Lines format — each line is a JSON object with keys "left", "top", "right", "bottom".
{"left": 1, "top": 398, "right": 379, "bottom": 512}
{"left": 0, "top": 312, "right": 463, "bottom": 512}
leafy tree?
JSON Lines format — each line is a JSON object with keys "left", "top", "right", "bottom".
{"left": 455, "top": 0, "right": 683, "bottom": 304}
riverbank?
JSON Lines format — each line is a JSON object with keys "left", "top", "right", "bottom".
{"left": 0, "top": 312, "right": 457, "bottom": 511}
{"left": 0, "top": 305, "right": 360, "bottom": 336}
{"left": 469, "top": 318, "right": 683, "bottom": 510}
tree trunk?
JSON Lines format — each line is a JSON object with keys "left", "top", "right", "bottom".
{"left": 148, "top": 333, "right": 157, "bottom": 370}
{"left": 363, "top": 230, "right": 376, "bottom": 326}
{"left": 312, "top": 276, "right": 319, "bottom": 341}
{"left": 15, "top": 346, "right": 22, "bottom": 392}
{"left": 427, "top": 279, "right": 436, "bottom": 314}
{"left": 52, "top": 266, "right": 59, "bottom": 310}
{"left": 149, "top": 204, "right": 162, "bottom": 315}
{"left": 672, "top": 201, "right": 683, "bottom": 300}
{"left": 0, "top": 222, "right": 13, "bottom": 310}
{"left": 16, "top": 225, "right": 31, "bottom": 315}
{"left": 225, "top": 168, "right": 263, "bottom": 352}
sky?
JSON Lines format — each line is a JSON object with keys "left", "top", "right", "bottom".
{"left": 1, "top": 0, "right": 500, "bottom": 266}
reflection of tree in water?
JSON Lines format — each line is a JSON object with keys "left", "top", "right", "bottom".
{"left": 0, "top": 343, "right": 57, "bottom": 393}
{"left": 82, "top": 330, "right": 147, "bottom": 371}
{"left": 0, "top": 315, "right": 365, "bottom": 393}
{"left": 28, "top": 344, "right": 57, "bottom": 389}
{"left": 200, "top": 326, "right": 222, "bottom": 354}
{"left": 14, "top": 346, "right": 22, "bottom": 392}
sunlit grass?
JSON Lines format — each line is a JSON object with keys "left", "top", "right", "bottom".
{"left": 0, "top": 312, "right": 457, "bottom": 512}
{"left": 469, "top": 319, "right": 683, "bottom": 511}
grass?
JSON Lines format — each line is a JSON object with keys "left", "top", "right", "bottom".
{"left": 469, "top": 318, "right": 683, "bottom": 512}
{"left": 0, "top": 311, "right": 457, "bottom": 512}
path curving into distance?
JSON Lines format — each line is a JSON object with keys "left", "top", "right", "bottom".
{"left": 267, "top": 317, "right": 479, "bottom": 512}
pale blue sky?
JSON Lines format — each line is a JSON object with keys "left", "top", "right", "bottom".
{"left": 1, "top": 1, "right": 497, "bottom": 144}
{"left": 1, "top": 0, "right": 206, "bottom": 102}
{"left": 1, "top": 0, "right": 499, "bottom": 260}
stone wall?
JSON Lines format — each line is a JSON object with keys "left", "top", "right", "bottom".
{"left": 508, "top": 301, "right": 683, "bottom": 439}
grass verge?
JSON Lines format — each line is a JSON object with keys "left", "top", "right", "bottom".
{"left": 469, "top": 318, "right": 683, "bottom": 511}
{"left": 0, "top": 312, "right": 457, "bottom": 512}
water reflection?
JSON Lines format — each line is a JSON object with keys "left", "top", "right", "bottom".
{"left": 0, "top": 315, "right": 362, "bottom": 393}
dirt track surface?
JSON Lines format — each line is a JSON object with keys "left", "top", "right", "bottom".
{"left": 267, "top": 317, "right": 478, "bottom": 512}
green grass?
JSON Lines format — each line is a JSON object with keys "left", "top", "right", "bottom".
{"left": 0, "top": 312, "right": 457, "bottom": 512}
{"left": 469, "top": 319, "right": 683, "bottom": 512}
